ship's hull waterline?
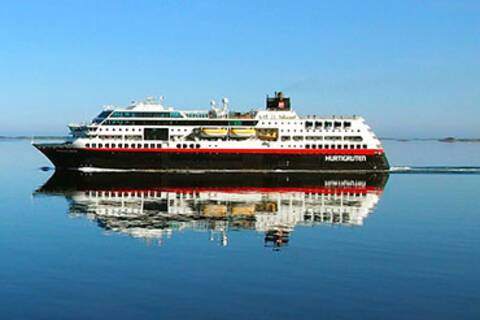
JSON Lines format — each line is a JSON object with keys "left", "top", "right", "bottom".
{"left": 34, "top": 144, "right": 390, "bottom": 172}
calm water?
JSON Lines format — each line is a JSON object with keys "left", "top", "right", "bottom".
{"left": 0, "top": 140, "right": 479, "bottom": 319}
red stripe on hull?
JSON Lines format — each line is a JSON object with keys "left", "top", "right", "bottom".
{"left": 84, "top": 147, "right": 385, "bottom": 155}
{"left": 78, "top": 186, "right": 383, "bottom": 194}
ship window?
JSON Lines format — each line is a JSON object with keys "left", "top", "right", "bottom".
{"left": 176, "top": 144, "right": 181, "bottom": 148}
{"left": 325, "top": 136, "right": 342, "bottom": 141}
{"left": 306, "top": 144, "right": 310, "bottom": 149}
{"left": 281, "top": 136, "right": 291, "bottom": 141}
{"left": 156, "top": 144, "right": 162, "bottom": 148}
{"left": 144, "top": 128, "right": 169, "bottom": 141}
{"left": 196, "top": 144, "right": 200, "bottom": 148}
{"left": 311, "top": 144, "right": 316, "bottom": 149}
{"left": 344, "top": 136, "right": 363, "bottom": 141}
{"left": 356, "top": 145, "right": 361, "bottom": 149}
{"left": 189, "top": 144, "right": 194, "bottom": 148}
{"left": 305, "top": 121, "right": 313, "bottom": 129}
{"left": 150, "top": 144, "right": 155, "bottom": 148}
{"left": 334, "top": 121, "right": 342, "bottom": 128}
{"left": 99, "top": 144, "right": 103, "bottom": 148}
{"left": 344, "top": 121, "right": 351, "bottom": 128}
{"left": 315, "top": 121, "right": 323, "bottom": 129}
{"left": 105, "top": 143, "right": 110, "bottom": 148}
{"left": 111, "top": 143, "right": 116, "bottom": 148}
{"left": 324, "top": 122, "right": 332, "bottom": 129}
{"left": 182, "top": 144, "right": 187, "bottom": 148}
{"left": 92, "top": 143, "right": 97, "bottom": 148}
{"left": 85, "top": 143, "right": 90, "bottom": 148}
{"left": 363, "top": 144, "right": 368, "bottom": 149}
{"left": 137, "top": 144, "right": 142, "bottom": 148}
{"left": 319, "top": 144, "right": 323, "bottom": 149}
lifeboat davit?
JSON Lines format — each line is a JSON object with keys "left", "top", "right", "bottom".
{"left": 200, "top": 128, "right": 228, "bottom": 138}
{"left": 229, "top": 128, "right": 256, "bottom": 138}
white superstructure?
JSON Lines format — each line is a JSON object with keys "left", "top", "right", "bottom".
{"left": 67, "top": 94, "right": 383, "bottom": 152}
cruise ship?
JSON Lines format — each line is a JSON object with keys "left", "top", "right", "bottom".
{"left": 35, "top": 172, "right": 389, "bottom": 248}
{"left": 34, "top": 92, "right": 389, "bottom": 172}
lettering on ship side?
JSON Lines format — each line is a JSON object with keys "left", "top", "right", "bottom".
{"left": 324, "top": 155, "right": 367, "bottom": 162}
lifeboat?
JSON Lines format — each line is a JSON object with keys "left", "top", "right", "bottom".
{"left": 231, "top": 204, "right": 256, "bottom": 216}
{"left": 200, "top": 128, "right": 228, "bottom": 138}
{"left": 229, "top": 128, "right": 256, "bottom": 138}
{"left": 202, "top": 204, "right": 227, "bottom": 217}
{"left": 256, "top": 128, "right": 278, "bottom": 141}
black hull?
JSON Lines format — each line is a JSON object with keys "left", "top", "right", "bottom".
{"left": 34, "top": 144, "right": 390, "bottom": 172}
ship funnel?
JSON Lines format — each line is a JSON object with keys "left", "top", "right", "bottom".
{"left": 267, "top": 91, "right": 290, "bottom": 111}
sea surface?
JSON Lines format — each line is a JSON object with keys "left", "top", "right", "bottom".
{"left": 0, "top": 140, "right": 479, "bottom": 319}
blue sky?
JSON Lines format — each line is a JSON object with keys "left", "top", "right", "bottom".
{"left": 0, "top": 0, "right": 478, "bottom": 137}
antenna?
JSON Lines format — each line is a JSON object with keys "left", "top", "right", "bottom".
{"left": 221, "top": 97, "right": 229, "bottom": 112}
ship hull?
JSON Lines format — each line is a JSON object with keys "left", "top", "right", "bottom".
{"left": 34, "top": 144, "right": 390, "bottom": 172}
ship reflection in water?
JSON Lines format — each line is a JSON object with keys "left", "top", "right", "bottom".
{"left": 36, "top": 172, "right": 389, "bottom": 249}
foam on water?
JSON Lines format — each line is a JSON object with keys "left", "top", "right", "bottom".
{"left": 390, "top": 166, "right": 480, "bottom": 174}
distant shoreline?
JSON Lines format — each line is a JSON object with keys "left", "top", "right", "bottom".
{"left": 0, "top": 136, "right": 68, "bottom": 141}
{"left": 381, "top": 137, "right": 480, "bottom": 143}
